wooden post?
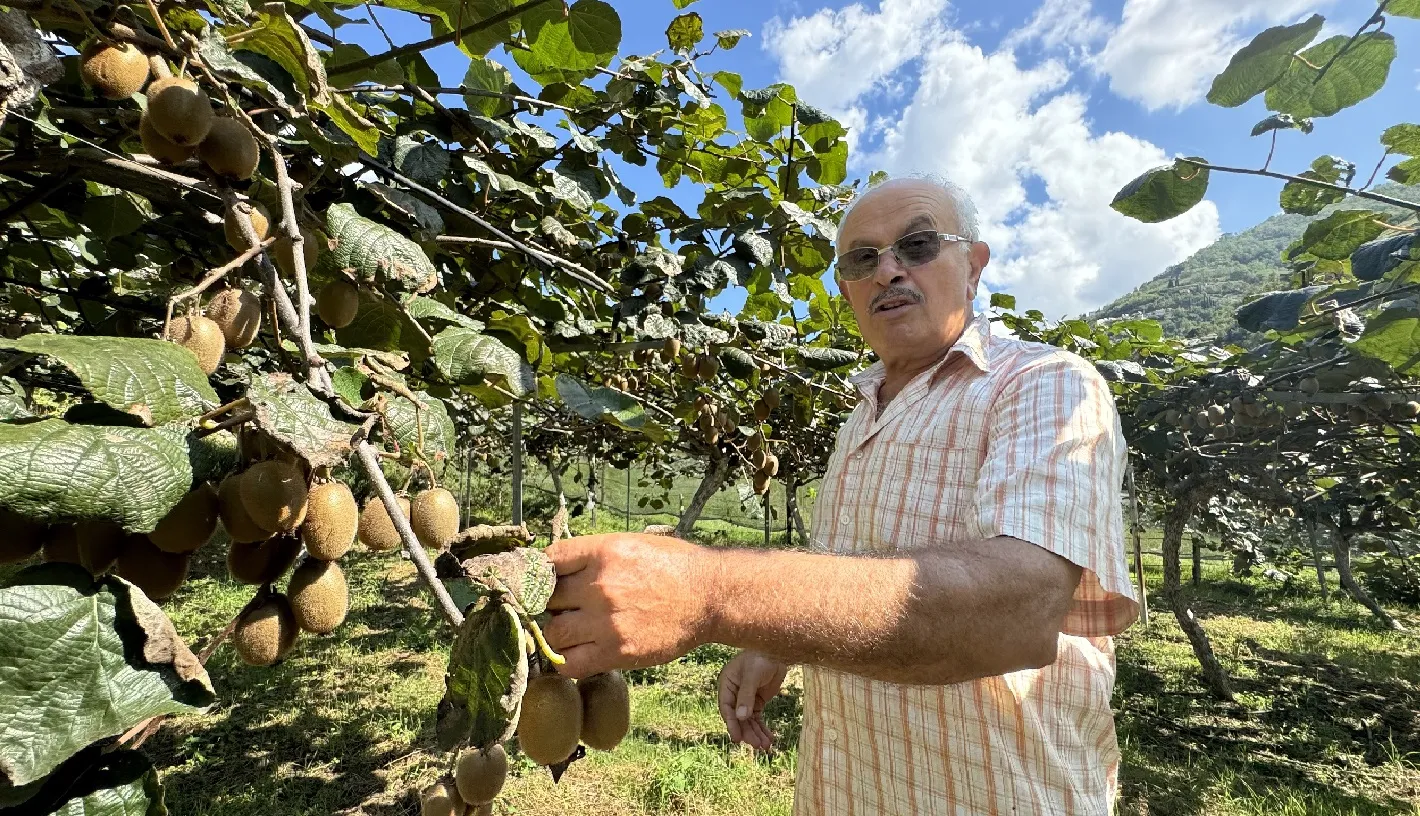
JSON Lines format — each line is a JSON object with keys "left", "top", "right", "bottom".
{"left": 763, "top": 490, "right": 771, "bottom": 548}
{"left": 1127, "top": 468, "right": 1149, "bottom": 626}
{"left": 1309, "top": 519, "right": 1329, "bottom": 601}
{"left": 624, "top": 463, "right": 631, "bottom": 532}
{"left": 588, "top": 459, "right": 598, "bottom": 528}
{"left": 510, "top": 403, "right": 523, "bottom": 527}
{"left": 1191, "top": 535, "right": 1202, "bottom": 587}
{"left": 784, "top": 478, "right": 793, "bottom": 548}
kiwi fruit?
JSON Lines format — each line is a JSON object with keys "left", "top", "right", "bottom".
{"left": 419, "top": 781, "right": 468, "bottom": 816}
{"left": 148, "top": 483, "right": 219, "bottom": 553}
{"left": 516, "top": 673, "right": 582, "bottom": 766}
{"left": 42, "top": 525, "right": 82, "bottom": 566}
{"left": 763, "top": 388, "right": 781, "bottom": 410}
{"left": 1397, "top": 401, "right": 1420, "bottom": 420}
{"left": 753, "top": 471, "right": 771, "bottom": 496}
{"left": 227, "top": 535, "right": 301, "bottom": 585}
{"left": 316, "top": 280, "right": 359, "bottom": 329}
{"left": 411, "top": 487, "right": 459, "bottom": 550}
{"left": 80, "top": 42, "right": 149, "bottom": 100}
{"left": 286, "top": 558, "right": 348, "bottom": 634}
{"left": 301, "top": 481, "right": 357, "bottom": 560}
{"left": 0, "top": 508, "right": 45, "bottom": 564}
{"left": 578, "top": 671, "right": 630, "bottom": 751}
{"left": 206, "top": 288, "right": 262, "bottom": 349}
{"left": 753, "top": 399, "right": 771, "bottom": 422}
{"left": 240, "top": 460, "right": 309, "bottom": 533}
{"left": 115, "top": 535, "right": 191, "bottom": 601}
{"left": 145, "top": 76, "right": 214, "bottom": 146}
{"left": 225, "top": 202, "right": 272, "bottom": 252}
{"left": 139, "top": 113, "right": 196, "bottom": 164}
{"left": 76, "top": 521, "right": 126, "bottom": 575}
{"left": 218, "top": 473, "right": 273, "bottom": 544}
{"left": 232, "top": 593, "right": 298, "bottom": 666}
{"left": 165, "top": 315, "right": 225, "bottom": 375}
{"left": 274, "top": 226, "right": 323, "bottom": 278}
{"left": 198, "top": 117, "right": 260, "bottom": 180}
{"left": 358, "top": 495, "right": 410, "bottom": 552}
{"left": 1299, "top": 377, "right": 1320, "bottom": 396}
{"left": 454, "top": 744, "right": 507, "bottom": 805}
{"left": 762, "top": 454, "right": 779, "bottom": 477}
{"left": 661, "top": 336, "right": 681, "bottom": 361}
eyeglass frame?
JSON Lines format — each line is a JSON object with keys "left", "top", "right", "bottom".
{"left": 832, "top": 230, "right": 974, "bottom": 282}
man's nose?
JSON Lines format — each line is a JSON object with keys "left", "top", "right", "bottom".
{"left": 872, "top": 250, "right": 908, "bottom": 286}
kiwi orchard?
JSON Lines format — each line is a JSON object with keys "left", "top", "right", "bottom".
{"left": 0, "top": 0, "right": 1418, "bottom": 814}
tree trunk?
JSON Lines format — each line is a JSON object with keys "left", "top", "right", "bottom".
{"left": 1191, "top": 535, "right": 1202, "bottom": 587}
{"left": 510, "top": 403, "right": 523, "bottom": 527}
{"left": 1309, "top": 520, "right": 1329, "bottom": 601}
{"left": 784, "top": 475, "right": 795, "bottom": 548}
{"left": 1161, "top": 497, "right": 1233, "bottom": 701}
{"left": 1127, "top": 468, "right": 1148, "bottom": 626}
{"left": 675, "top": 454, "right": 729, "bottom": 540}
{"left": 588, "top": 459, "right": 598, "bottom": 527}
{"left": 791, "top": 495, "right": 809, "bottom": 548}
{"left": 1334, "top": 531, "right": 1406, "bottom": 631}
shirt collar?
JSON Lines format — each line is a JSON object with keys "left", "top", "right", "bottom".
{"left": 848, "top": 312, "right": 993, "bottom": 398}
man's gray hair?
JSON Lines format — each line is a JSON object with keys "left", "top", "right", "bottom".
{"left": 841, "top": 173, "right": 981, "bottom": 243}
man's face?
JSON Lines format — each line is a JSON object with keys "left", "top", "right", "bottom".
{"left": 835, "top": 181, "right": 989, "bottom": 367}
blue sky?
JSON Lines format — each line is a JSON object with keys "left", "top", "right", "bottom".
{"left": 331, "top": 0, "right": 1420, "bottom": 318}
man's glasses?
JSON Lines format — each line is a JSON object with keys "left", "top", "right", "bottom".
{"left": 834, "top": 230, "right": 972, "bottom": 281}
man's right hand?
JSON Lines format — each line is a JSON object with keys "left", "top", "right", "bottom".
{"left": 717, "top": 650, "right": 790, "bottom": 751}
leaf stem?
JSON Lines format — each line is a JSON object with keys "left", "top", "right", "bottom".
{"left": 1177, "top": 158, "right": 1420, "bottom": 214}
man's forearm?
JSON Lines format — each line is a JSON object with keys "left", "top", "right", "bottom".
{"left": 699, "top": 537, "right": 1079, "bottom": 685}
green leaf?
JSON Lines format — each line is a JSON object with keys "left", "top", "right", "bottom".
{"left": 1387, "top": 157, "right": 1420, "bottom": 185}
{"left": 1352, "top": 233, "right": 1417, "bottom": 282}
{"left": 51, "top": 749, "right": 165, "bottom": 816}
{"left": 555, "top": 373, "right": 648, "bottom": 430}
{"left": 713, "top": 70, "right": 742, "bottom": 99}
{"left": 437, "top": 599, "right": 527, "bottom": 751}
{"left": 666, "top": 12, "right": 703, "bottom": 54}
{"left": 315, "top": 96, "right": 382, "bottom": 156}
{"left": 379, "top": 135, "right": 450, "bottom": 186}
{"left": 462, "top": 548, "right": 555, "bottom": 615}
{"left": 330, "top": 366, "right": 369, "bottom": 407}
{"left": 718, "top": 347, "right": 756, "bottom": 379}
{"left": 548, "top": 168, "right": 595, "bottom": 211}
{"left": 406, "top": 296, "right": 482, "bottom": 330}
{"left": 431, "top": 327, "right": 530, "bottom": 396}
{"left": 197, "top": 27, "right": 291, "bottom": 110}
{"left": 366, "top": 183, "right": 445, "bottom": 234}
{"left": 79, "top": 196, "right": 145, "bottom": 241}
{"left": 430, "top": 0, "right": 518, "bottom": 58}
{"left": 327, "top": 203, "right": 439, "bottom": 295}
{"left": 0, "top": 376, "right": 31, "bottom": 420}
{"left": 0, "top": 565, "right": 214, "bottom": 786}
{"left": 1206, "top": 14, "right": 1324, "bottom": 107}
{"left": 234, "top": 9, "right": 330, "bottom": 105}
{"left": 806, "top": 140, "right": 848, "bottom": 186}
{"left": 713, "top": 28, "right": 749, "bottom": 50}
{"left": 1234, "top": 285, "right": 1326, "bottom": 333}
{"left": 0, "top": 421, "right": 190, "bottom": 532}
{"left": 1265, "top": 33, "right": 1396, "bottom": 119}
{"left": 326, "top": 44, "right": 402, "bottom": 87}
{"left": 990, "top": 292, "right": 1017, "bottom": 310}
{"left": 244, "top": 373, "right": 360, "bottom": 470}
{"left": 385, "top": 391, "right": 456, "bottom": 476}
{"left": 0, "top": 335, "right": 218, "bottom": 426}
{"left": 1390, "top": 0, "right": 1420, "bottom": 17}
{"left": 1352, "top": 308, "right": 1420, "bottom": 374}
{"left": 334, "top": 292, "right": 420, "bottom": 353}
{"left": 511, "top": 0, "right": 621, "bottom": 86}
{"left": 1381, "top": 123, "right": 1420, "bottom": 156}
{"left": 1110, "top": 158, "right": 1209, "bottom": 223}
{"left": 461, "top": 56, "right": 514, "bottom": 117}
{"left": 797, "top": 346, "right": 858, "bottom": 371}
{"left": 672, "top": 0, "right": 699, "bottom": 7}
{"left": 733, "top": 232, "right": 773, "bottom": 266}
{"left": 1249, "top": 112, "right": 1312, "bottom": 136}
{"left": 1297, "top": 209, "right": 1386, "bottom": 260}
{"left": 1279, "top": 172, "right": 1347, "bottom": 215}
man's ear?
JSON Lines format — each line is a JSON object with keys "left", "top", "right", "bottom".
{"left": 968, "top": 242, "right": 990, "bottom": 291}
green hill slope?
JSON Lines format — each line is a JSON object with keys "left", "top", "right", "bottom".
{"left": 1091, "top": 183, "right": 1420, "bottom": 342}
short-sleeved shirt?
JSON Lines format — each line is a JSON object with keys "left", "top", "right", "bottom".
{"left": 795, "top": 313, "right": 1139, "bottom": 816}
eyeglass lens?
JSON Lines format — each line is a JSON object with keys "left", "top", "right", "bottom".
{"left": 837, "top": 231, "right": 942, "bottom": 279}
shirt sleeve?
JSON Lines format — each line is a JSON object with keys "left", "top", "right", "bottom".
{"left": 973, "top": 351, "right": 1139, "bottom": 637}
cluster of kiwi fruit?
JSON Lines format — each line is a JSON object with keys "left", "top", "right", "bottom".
{"left": 677, "top": 350, "right": 720, "bottom": 382}
{"left": 164, "top": 284, "right": 262, "bottom": 376}
{"left": 689, "top": 394, "right": 739, "bottom": 448}
{"left": 219, "top": 457, "right": 356, "bottom": 666}
{"left": 752, "top": 385, "right": 781, "bottom": 422}
{"left": 418, "top": 670, "right": 630, "bottom": 816}
{"left": 746, "top": 431, "right": 779, "bottom": 496}
{"left": 357, "top": 486, "right": 461, "bottom": 552}
{"left": 0, "top": 478, "right": 222, "bottom": 601}
{"left": 221, "top": 200, "right": 357, "bottom": 331}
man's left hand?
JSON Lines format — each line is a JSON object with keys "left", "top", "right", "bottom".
{"left": 543, "top": 533, "right": 718, "bottom": 679}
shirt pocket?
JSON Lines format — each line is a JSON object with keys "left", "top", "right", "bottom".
{"left": 865, "top": 435, "right": 984, "bottom": 551}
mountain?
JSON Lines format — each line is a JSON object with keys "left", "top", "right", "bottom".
{"left": 1090, "top": 183, "right": 1420, "bottom": 343}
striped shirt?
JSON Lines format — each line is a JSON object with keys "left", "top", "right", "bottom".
{"left": 795, "top": 313, "right": 1139, "bottom": 816}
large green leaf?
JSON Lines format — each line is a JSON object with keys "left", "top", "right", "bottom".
{"left": 1381, "top": 123, "right": 1420, "bottom": 156}
{"left": 0, "top": 335, "right": 217, "bottom": 426}
{"left": 1352, "top": 233, "right": 1416, "bottom": 282}
{"left": 385, "top": 391, "right": 456, "bottom": 475}
{"left": 0, "top": 565, "right": 214, "bottom": 787}
{"left": 197, "top": 27, "right": 291, "bottom": 110}
{"left": 1352, "top": 308, "right": 1420, "bottom": 374}
{"left": 1297, "top": 209, "right": 1387, "bottom": 260}
{"left": 431, "top": 327, "right": 530, "bottom": 396}
{"left": 511, "top": 0, "right": 621, "bottom": 85}
{"left": 7, "top": 747, "right": 166, "bottom": 815}
{"left": 461, "top": 56, "right": 514, "bottom": 117}
{"left": 1279, "top": 155, "right": 1353, "bottom": 216}
{"left": 244, "top": 373, "right": 360, "bottom": 470}
{"left": 378, "top": 135, "right": 450, "bottom": 187}
{"left": 1265, "top": 33, "right": 1396, "bottom": 119}
{"left": 232, "top": 9, "right": 330, "bottom": 105}
{"left": 797, "top": 346, "right": 859, "bottom": 371}
{"left": 666, "top": 11, "right": 703, "bottom": 54}
{"left": 1390, "top": 0, "right": 1420, "bottom": 18}
{"left": 0, "top": 376, "right": 32, "bottom": 420}
{"left": 1110, "top": 158, "right": 1210, "bottom": 223}
{"left": 79, "top": 196, "right": 145, "bottom": 241}
{"left": 333, "top": 291, "right": 420, "bottom": 353}
{"left": 1206, "top": 14, "right": 1324, "bottom": 107}
{"left": 327, "top": 203, "right": 439, "bottom": 295}
{"left": 1234, "top": 285, "right": 1326, "bottom": 333}
{"left": 437, "top": 599, "right": 527, "bottom": 751}
{"left": 462, "top": 548, "right": 555, "bottom": 615}
{"left": 0, "top": 421, "right": 191, "bottom": 533}
{"left": 555, "top": 373, "right": 649, "bottom": 430}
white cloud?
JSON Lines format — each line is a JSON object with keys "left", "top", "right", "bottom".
{"left": 1095, "top": 0, "right": 1333, "bottom": 111}
{"left": 1002, "top": 0, "right": 1110, "bottom": 57}
{"left": 762, "top": 1, "right": 1221, "bottom": 319}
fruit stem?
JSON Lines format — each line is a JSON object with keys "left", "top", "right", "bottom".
{"left": 524, "top": 615, "right": 565, "bottom": 666}
{"left": 142, "top": 0, "right": 177, "bottom": 51}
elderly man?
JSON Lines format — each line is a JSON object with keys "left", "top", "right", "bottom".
{"left": 544, "top": 176, "right": 1139, "bottom": 815}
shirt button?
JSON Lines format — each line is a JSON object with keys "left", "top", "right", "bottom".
{"left": 824, "top": 727, "right": 840, "bottom": 743}
{"left": 839, "top": 512, "right": 850, "bottom": 525}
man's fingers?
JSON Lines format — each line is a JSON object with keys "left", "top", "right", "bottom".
{"left": 748, "top": 718, "right": 773, "bottom": 750}
{"left": 733, "top": 673, "right": 759, "bottom": 721}
{"left": 545, "top": 536, "right": 596, "bottom": 576}
{"left": 542, "top": 610, "right": 594, "bottom": 652}
{"left": 545, "top": 569, "right": 589, "bottom": 612}
{"left": 555, "top": 643, "right": 605, "bottom": 680}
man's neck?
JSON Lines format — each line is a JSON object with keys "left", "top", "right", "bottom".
{"left": 876, "top": 347, "right": 950, "bottom": 414}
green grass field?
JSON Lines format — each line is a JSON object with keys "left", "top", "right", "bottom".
{"left": 12, "top": 515, "right": 1418, "bottom": 815}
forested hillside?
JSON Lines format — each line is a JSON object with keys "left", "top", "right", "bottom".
{"left": 1092, "top": 183, "right": 1420, "bottom": 342}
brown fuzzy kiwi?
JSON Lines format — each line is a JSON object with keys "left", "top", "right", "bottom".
{"left": 80, "top": 42, "right": 149, "bottom": 100}
{"left": 139, "top": 113, "right": 196, "bottom": 164}
{"left": 358, "top": 495, "right": 410, "bottom": 552}
{"left": 145, "top": 76, "right": 214, "bottom": 146}
{"left": 454, "top": 743, "right": 507, "bottom": 805}
{"left": 316, "top": 280, "right": 359, "bottom": 329}
{"left": 76, "top": 521, "right": 125, "bottom": 575}
{"left": 217, "top": 473, "right": 273, "bottom": 544}
{"left": 206, "top": 288, "right": 262, "bottom": 349}
{"left": 286, "top": 558, "right": 348, "bottom": 634}
{"left": 274, "top": 226, "right": 323, "bottom": 278}
{"left": 42, "top": 525, "right": 82, "bottom": 566}
{"left": 148, "top": 483, "right": 219, "bottom": 553}
{"left": 411, "top": 487, "right": 459, "bottom": 550}
{"left": 516, "top": 673, "right": 582, "bottom": 766}
{"left": 762, "top": 454, "right": 779, "bottom": 477}
{"left": 753, "top": 471, "right": 771, "bottom": 496}
{"left": 661, "top": 336, "right": 681, "bottom": 362}
{"left": 419, "top": 781, "right": 468, "bottom": 816}
{"left": 239, "top": 461, "right": 309, "bottom": 533}
{"left": 226, "top": 535, "right": 301, "bottom": 585}
{"left": 301, "top": 481, "right": 357, "bottom": 560}
{"left": 232, "top": 593, "right": 298, "bottom": 666}
{"left": 115, "top": 535, "right": 191, "bottom": 601}
{"left": 578, "top": 671, "right": 630, "bottom": 751}
{"left": 198, "top": 117, "right": 260, "bottom": 180}
{"left": 225, "top": 202, "right": 272, "bottom": 252}
{"left": 165, "top": 314, "right": 225, "bottom": 375}
{"left": 0, "top": 508, "right": 45, "bottom": 564}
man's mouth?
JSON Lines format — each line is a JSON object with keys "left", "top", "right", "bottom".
{"left": 873, "top": 295, "right": 918, "bottom": 314}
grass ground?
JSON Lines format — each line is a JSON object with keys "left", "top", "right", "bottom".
{"left": 22, "top": 518, "right": 1420, "bottom": 815}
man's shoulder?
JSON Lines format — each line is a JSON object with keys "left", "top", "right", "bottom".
{"left": 987, "top": 334, "right": 1107, "bottom": 385}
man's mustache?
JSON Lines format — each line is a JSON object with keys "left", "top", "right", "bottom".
{"left": 870, "top": 286, "right": 924, "bottom": 311}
